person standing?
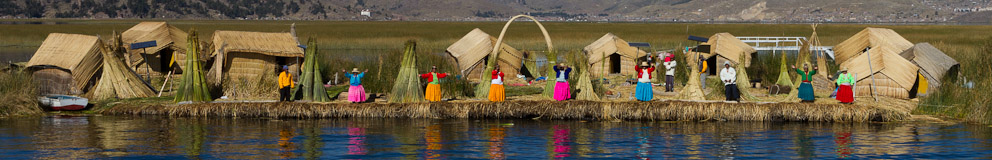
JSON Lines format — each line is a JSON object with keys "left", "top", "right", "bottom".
{"left": 278, "top": 65, "right": 294, "bottom": 102}
{"left": 344, "top": 68, "right": 369, "bottom": 103}
{"left": 635, "top": 62, "right": 655, "bottom": 101}
{"left": 663, "top": 53, "right": 677, "bottom": 92}
{"left": 793, "top": 63, "right": 818, "bottom": 102}
{"left": 835, "top": 68, "right": 855, "bottom": 104}
{"left": 488, "top": 65, "right": 506, "bottom": 102}
{"left": 720, "top": 62, "right": 740, "bottom": 102}
{"left": 420, "top": 66, "right": 449, "bottom": 102}
{"left": 698, "top": 55, "right": 708, "bottom": 89}
{"left": 553, "top": 63, "right": 572, "bottom": 101}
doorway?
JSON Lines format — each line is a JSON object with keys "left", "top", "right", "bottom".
{"left": 609, "top": 53, "right": 621, "bottom": 74}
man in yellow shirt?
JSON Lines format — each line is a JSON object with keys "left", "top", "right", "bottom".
{"left": 278, "top": 65, "right": 294, "bottom": 101}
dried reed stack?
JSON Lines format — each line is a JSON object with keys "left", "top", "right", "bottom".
{"left": 735, "top": 54, "right": 757, "bottom": 101}
{"left": 570, "top": 51, "right": 599, "bottom": 100}
{"left": 92, "top": 33, "right": 157, "bottom": 100}
{"left": 293, "top": 38, "right": 331, "bottom": 102}
{"left": 389, "top": 40, "right": 424, "bottom": 103}
{"left": 100, "top": 100, "right": 909, "bottom": 122}
{"left": 811, "top": 24, "right": 830, "bottom": 80}
{"left": 678, "top": 52, "right": 705, "bottom": 100}
{"left": 174, "top": 29, "right": 211, "bottom": 102}
{"left": 775, "top": 53, "right": 793, "bottom": 86}
{"left": 541, "top": 50, "right": 558, "bottom": 98}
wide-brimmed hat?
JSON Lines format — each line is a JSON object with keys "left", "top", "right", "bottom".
{"left": 351, "top": 68, "right": 360, "bottom": 73}
{"left": 640, "top": 62, "right": 649, "bottom": 67}
{"left": 840, "top": 67, "right": 848, "bottom": 72}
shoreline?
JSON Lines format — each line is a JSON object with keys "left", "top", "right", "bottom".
{"left": 98, "top": 100, "right": 910, "bottom": 122}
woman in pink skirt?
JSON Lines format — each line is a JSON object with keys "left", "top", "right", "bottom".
{"left": 553, "top": 63, "right": 572, "bottom": 101}
{"left": 343, "top": 68, "right": 369, "bottom": 103}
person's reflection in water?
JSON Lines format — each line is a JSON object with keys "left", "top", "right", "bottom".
{"left": 347, "top": 124, "right": 367, "bottom": 155}
{"left": 794, "top": 130, "right": 815, "bottom": 159}
{"left": 425, "top": 124, "right": 443, "bottom": 160}
{"left": 834, "top": 132, "right": 853, "bottom": 158}
{"left": 278, "top": 128, "right": 297, "bottom": 159}
{"left": 553, "top": 125, "right": 571, "bottom": 158}
{"left": 488, "top": 126, "right": 506, "bottom": 159}
{"left": 635, "top": 127, "right": 651, "bottom": 159}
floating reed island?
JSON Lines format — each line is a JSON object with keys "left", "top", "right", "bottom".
{"left": 100, "top": 100, "right": 911, "bottom": 122}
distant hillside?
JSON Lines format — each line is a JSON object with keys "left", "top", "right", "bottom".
{"left": 1, "top": 0, "right": 989, "bottom": 23}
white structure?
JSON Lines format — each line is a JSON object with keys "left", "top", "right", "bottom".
{"left": 736, "top": 36, "right": 835, "bottom": 59}
{"left": 360, "top": 10, "right": 371, "bottom": 17}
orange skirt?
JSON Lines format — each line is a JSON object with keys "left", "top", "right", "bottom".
{"left": 488, "top": 84, "right": 505, "bottom": 102}
{"left": 425, "top": 84, "right": 442, "bottom": 102}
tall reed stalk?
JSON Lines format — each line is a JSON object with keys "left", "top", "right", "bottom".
{"left": 174, "top": 29, "right": 212, "bottom": 102}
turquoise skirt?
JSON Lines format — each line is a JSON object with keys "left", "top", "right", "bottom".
{"left": 798, "top": 82, "right": 815, "bottom": 101}
{"left": 635, "top": 82, "right": 653, "bottom": 101}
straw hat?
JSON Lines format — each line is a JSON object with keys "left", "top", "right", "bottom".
{"left": 840, "top": 67, "right": 848, "bottom": 72}
{"left": 351, "top": 68, "right": 360, "bottom": 73}
{"left": 640, "top": 62, "right": 649, "bottom": 67}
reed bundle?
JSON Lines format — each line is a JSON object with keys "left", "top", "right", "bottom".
{"left": 292, "top": 38, "right": 331, "bottom": 101}
{"left": 92, "top": 33, "right": 157, "bottom": 101}
{"left": 774, "top": 53, "right": 793, "bottom": 87}
{"left": 569, "top": 50, "right": 599, "bottom": 100}
{"left": 174, "top": 29, "right": 212, "bottom": 102}
{"left": 541, "top": 50, "right": 558, "bottom": 99}
{"left": 388, "top": 40, "right": 425, "bottom": 103}
{"left": 678, "top": 52, "right": 705, "bottom": 100}
{"left": 100, "top": 100, "right": 908, "bottom": 122}
{"left": 735, "top": 54, "right": 757, "bottom": 101}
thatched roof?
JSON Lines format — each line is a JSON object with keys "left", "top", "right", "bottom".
{"left": 841, "top": 48, "right": 919, "bottom": 91}
{"left": 900, "top": 43, "right": 959, "bottom": 92}
{"left": 584, "top": 33, "right": 647, "bottom": 65}
{"left": 211, "top": 30, "right": 304, "bottom": 58}
{"left": 833, "top": 27, "right": 914, "bottom": 65}
{"left": 92, "top": 43, "right": 157, "bottom": 100}
{"left": 445, "top": 28, "right": 535, "bottom": 80}
{"left": 702, "top": 33, "right": 756, "bottom": 67}
{"left": 26, "top": 33, "right": 104, "bottom": 92}
{"left": 122, "top": 22, "right": 188, "bottom": 56}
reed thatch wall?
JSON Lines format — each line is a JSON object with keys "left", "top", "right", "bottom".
{"left": 101, "top": 100, "right": 909, "bottom": 122}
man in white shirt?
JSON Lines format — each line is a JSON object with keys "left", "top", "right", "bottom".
{"left": 720, "top": 61, "right": 740, "bottom": 102}
{"left": 663, "top": 53, "right": 677, "bottom": 92}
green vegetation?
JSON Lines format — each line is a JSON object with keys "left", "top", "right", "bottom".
{"left": 915, "top": 40, "right": 992, "bottom": 124}
{"left": 174, "top": 30, "right": 211, "bottom": 102}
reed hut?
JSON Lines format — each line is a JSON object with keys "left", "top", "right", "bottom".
{"left": 92, "top": 41, "right": 157, "bottom": 100}
{"left": 206, "top": 31, "right": 304, "bottom": 84}
{"left": 840, "top": 47, "right": 919, "bottom": 99}
{"left": 899, "top": 43, "right": 959, "bottom": 96}
{"left": 690, "top": 33, "right": 756, "bottom": 75}
{"left": 121, "top": 22, "right": 189, "bottom": 76}
{"left": 446, "top": 28, "right": 540, "bottom": 82}
{"left": 584, "top": 33, "right": 648, "bottom": 76}
{"left": 25, "top": 33, "right": 103, "bottom": 95}
{"left": 833, "top": 27, "right": 914, "bottom": 66}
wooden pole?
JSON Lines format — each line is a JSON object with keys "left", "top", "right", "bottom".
{"left": 866, "top": 48, "right": 878, "bottom": 101}
{"left": 158, "top": 71, "right": 173, "bottom": 97}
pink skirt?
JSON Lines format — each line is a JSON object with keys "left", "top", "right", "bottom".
{"left": 553, "top": 82, "right": 571, "bottom": 101}
{"left": 348, "top": 85, "right": 367, "bottom": 102}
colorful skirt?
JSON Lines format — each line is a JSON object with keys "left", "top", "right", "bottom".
{"left": 836, "top": 85, "right": 854, "bottom": 103}
{"left": 798, "top": 82, "right": 815, "bottom": 101}
{"left": 348, "top": 85, "right": 367, "bottom": 102}
{"left": 635, "top": 82, "right": 653, "bottom": 101}
{"left": 553, "top": 82, "right": 571, "bottom": 101}
{"left": 425, "top": 84, "right": 442, "bottom": 102}
{"left": 488, "top": 84, "right": 505, "bottom": 102}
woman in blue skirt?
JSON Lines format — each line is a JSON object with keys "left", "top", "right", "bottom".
{"left": 635, "top": 62, "right": 655, "bottom": 101}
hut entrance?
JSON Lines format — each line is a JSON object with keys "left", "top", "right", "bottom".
{"left": 158, "top": 48, "right": 175, "bottom": 72}
{"left": 609, "top": 53, "right": 621, "bottom": 74}
{"left": 706, "top": 56, "right": 718, "bottom": 75}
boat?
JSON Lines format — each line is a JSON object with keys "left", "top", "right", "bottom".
{"left": 38, "top": 94, "right": 88, "bottom": 111}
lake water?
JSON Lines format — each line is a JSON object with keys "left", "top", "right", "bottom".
{"left": 1, "top": 116, "right": 991, "bottom": 159}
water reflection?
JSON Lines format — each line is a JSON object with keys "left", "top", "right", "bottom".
{"left": 1, "top": 116, "right": 991, "bottom": 159}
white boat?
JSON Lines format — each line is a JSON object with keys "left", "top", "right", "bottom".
{"left": 38, "top": 94, "right": 88, "bottom": 111}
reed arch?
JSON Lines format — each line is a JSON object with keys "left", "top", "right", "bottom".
{"left": 475, "top": 15, "right": 555, "bottom": 98}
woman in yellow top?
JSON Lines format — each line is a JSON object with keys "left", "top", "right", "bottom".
{"left": 278, "top": 65, "right": 294, "bottom": 102}
{"left": 697, "top": 55, "right": 708, "bottom": 89}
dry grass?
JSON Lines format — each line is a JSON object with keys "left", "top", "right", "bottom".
{"left": 100, "top": 100, "right": 908, "bottom": 122}
{"left": 0, "top": 72, "right": 42, "bottom": 117}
